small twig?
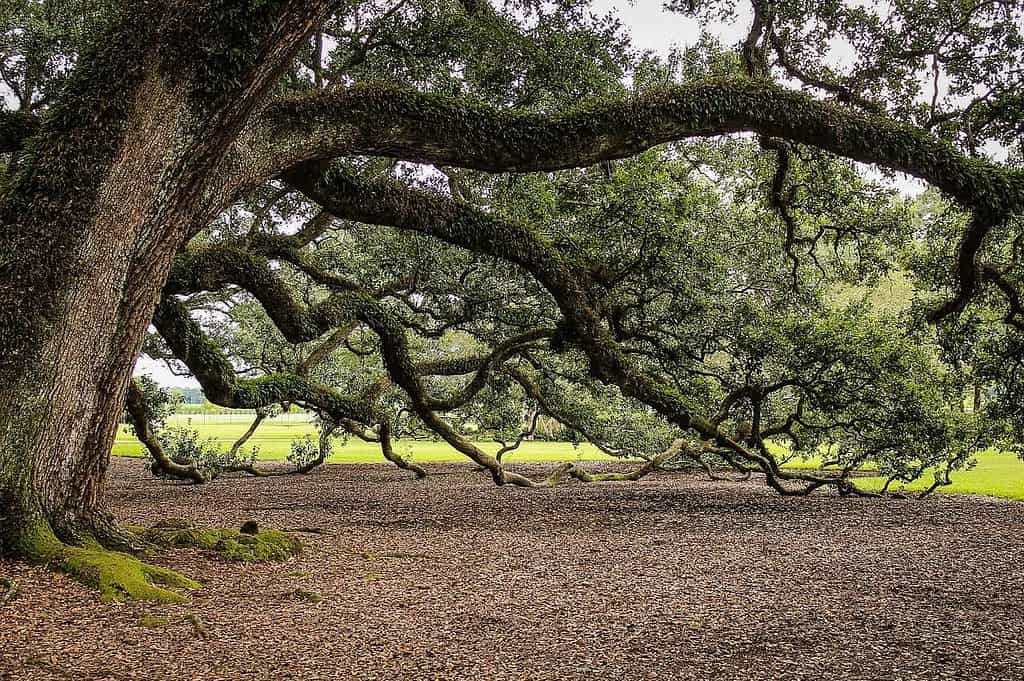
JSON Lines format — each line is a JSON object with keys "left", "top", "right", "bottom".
{"left": 0, "top": 576, "right": 19, "bottom": 603}
{"left": 184, "top": 613, "right": 210, "bottom": 640}
{"left": 283, "top": 527, "right": 336, "bottom": 536}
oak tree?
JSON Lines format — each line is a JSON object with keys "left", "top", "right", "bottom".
{"left": 1, "top": 0, "right": 1021, "bottom": 597}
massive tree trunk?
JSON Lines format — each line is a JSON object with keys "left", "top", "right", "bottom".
{"left": 0, "top": 73, "right": 209, "bottom": 554}
{"left": 0, "top": 1, "right": 328, "bottom": 583}
{"left": 0, "top": 5, "right": 179, "bottom": 551}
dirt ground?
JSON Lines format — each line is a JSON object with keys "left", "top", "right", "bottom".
{"left": 2, "top": 458, "right": 1023, "bottom": 681}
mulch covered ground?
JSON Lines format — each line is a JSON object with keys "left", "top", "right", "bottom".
{"left": 2, "top": 458, "right": 1023, "bottom": 681}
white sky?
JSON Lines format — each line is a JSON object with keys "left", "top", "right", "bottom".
{"left": 135, "top": 356, "right": 196, "bottom": 388}
{"left": 596, "top": 1, "right": 755, "bottom": 54}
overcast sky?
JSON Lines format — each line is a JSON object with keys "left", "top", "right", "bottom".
{"left": 591, "top": 1, "right": 747, "bottom": 54}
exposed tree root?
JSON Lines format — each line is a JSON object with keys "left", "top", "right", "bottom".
{"left": 8, "top": 515, "right": 302, "bottom": 604}
{"left": 285, "top": 588, "right": 322, "bottom": 604}
{"left": 138, "top": 614, "right": 173, "bottom": 629}
{"left": 135, "top": 519, "right": 302, "bottom": 562}
{"left": 7, "top": 519, "right": 199, "bottom": 603}
{"left": 60, "top": 546, "right": 200, "bottom": 604}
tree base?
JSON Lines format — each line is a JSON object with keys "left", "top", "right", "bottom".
{"left": 8, "top": 517, "right": 301, "bottom": 603}
{"left": 11, "top": 520, "right": 199, "bottom": 603}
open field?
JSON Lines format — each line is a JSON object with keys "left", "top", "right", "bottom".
{"left": 2, "top": 458, "right": 1022, "bottom": 681}
{"left": 114, "top": 414, "right": 1024, "bottom": 501}
{"left": 113, "top": 413, "right": 611, "bottom": 463}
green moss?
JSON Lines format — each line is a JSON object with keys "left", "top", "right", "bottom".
{"left": 214, "top": 530, "right": 301, "bottom": 562}
{"left": 138, "top": 614, "right": 172, "bottom": 628}
{"left": 61, "top": 547, "right": 199, "bottom": 604}
{"left": 287, "top": 588, "right": 322, "bottom": 604}
{"left": 8, "top": 516, "right": 65, "bottom": 560}
{"left": 138, "top": 524, "right": 301, "bottom": 562}
{"left": 2, "top": 516, "right": 198, "bottom": 603}
{"left": 141, "top": 527, "right": 227, "bottom": 549}
{"left": 279, "top": 569, "right": 312, "bottom": 578}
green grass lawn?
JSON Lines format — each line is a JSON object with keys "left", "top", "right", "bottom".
{"left": 113, "top": 413, "right": 610, "bottom": 464}
{"left": 855, "top": 450, "right": 1024, "bottom": 501}
{"left": 114, "top": 414, "right": 1024, "bottom": 501}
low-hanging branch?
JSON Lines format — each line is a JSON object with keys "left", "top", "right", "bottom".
{"left": 567, "top": 439, "right": 686, "bottom": 483}
{"left": 159, "top": 248, "right": 558, "bottom": 485}
{"left": 125, "top": 380, "right": 207, "bottom": 484}
{"left": 164, "top": 238, "right": 555, "bottom": 414}
{"left": 161, "top": 235, "right": 691, "bottom": 489}
{"left": 288, "top": 164, "right": 882, "bottom": 496}
{"left": 151, "top": 297, "right": 375, "bottom": 425}
{"left": 504, "top": 362, "right": 628, "bottom": 459}
{"left": 127, "top": 375, "right": 340, "bottom": 483}
{"left": 377, "top": 421, "right": 428, "bottom": 479}
{"left": 495, "top": 409, "right": 540, "bottom": 463}
{"left": 217, "top": 422, "right": 339, "bottom": 479}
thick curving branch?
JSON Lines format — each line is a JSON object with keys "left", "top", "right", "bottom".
{"left": 504, "top": 363, "right": 626, "bottom": 458}
{"left": 125, "top": 380, "right": 207, "bottom": 484}
{"left": 495, "top": 409, "right": 540, "bottom": 463}
{"left": 229, "top": 408, "right": 271, "bottom": 457}
{"left": 251, "top": 79, "right": 1024, "bottom": 215}
{"left": 167, "top": 239, "right": 551, "bottom": 412}
{"left": 151, "top": 296, "right": 375, "bottom": 425}
{"left": 398, "top": 328, "right": 552, "bottom": 411}
{"left": 162, "top": 242, "right": 560, "bottom": 486}
{"left": 216, "top": 422, "right": 337, "bottom": 478}
{"left": 567, "top": 438, "right": 685, "bottom": 483}
{"left": 244, "top": 79, "right": 1024, "bottom": 319}
{"left": 378, "top": 421, "right": 428, "bottom": 479}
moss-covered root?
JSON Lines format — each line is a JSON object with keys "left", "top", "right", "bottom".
{"left": 137, "top": 521, "right": 302, "bottom": 562}
{"left": 14, "top": 521, "right": 200, "bottom": 604}
{"left": 61, "top": 548, "right": 200, "bottom": 604}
